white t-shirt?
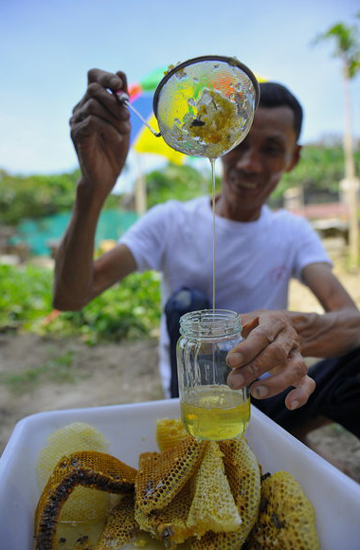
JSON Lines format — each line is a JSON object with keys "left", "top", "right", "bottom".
{"left": 120, "top": 196, "right": 331, "bottom": 395}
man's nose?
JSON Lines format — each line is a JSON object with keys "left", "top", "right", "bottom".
{"left": 235, "top": 148, "right": 261, "bottom": 173}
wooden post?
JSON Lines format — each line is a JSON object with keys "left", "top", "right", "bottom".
{"left": 342, "top": 64, "right": 359, "bottom": 268}
{"left": 134, "top": 154, "right": 147, "bottom": 216}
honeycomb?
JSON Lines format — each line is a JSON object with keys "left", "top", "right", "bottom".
{"left": 33, "top": 420, "right": 321, "bottom": 550}
{"left": 156, "top": 417, "right": 189, "bottom": 452}
{"left": 187, "top": 441, "right": 241, "bottom": 535}
{"left": 189, "top": 530, "right": 250, "bottom": 550}
{"left": 246, "top": 471, "right": 321, "bottom": 549}
{"left": 183, "top": 88, "right": 238, "bottom": 146}
{"left": 97, "top": 494, "right": 137, "bottom": 549}
{"left": 219, "top": 437, "right": 261, "bottom": 544}
{"left": 34, "top": 450, "right": 137, "bottom": 550}
{"left": 36, "top": 422, "right": 110, "bottom": 522}
{"left": 155, "top": 421, "right": 261, "bottom": 545}
{"left": 135, "top": 436, "right": 204, "bottom": 514}
{"left": 135, "top": 480, "right": 194, "bottom": 545}
{"left": 166, "top": 87, "right": 243, "bottom": 158}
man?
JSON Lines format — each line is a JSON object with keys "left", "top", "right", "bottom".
{"left": 54, "top": 68, "right": 360, "bottom": 443}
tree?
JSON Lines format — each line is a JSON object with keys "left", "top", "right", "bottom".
{"left": 312, "top": 13, "right": 360, "bottom": 267}
{"left": 0, "top": 168, "right": 123, "bottom": 227}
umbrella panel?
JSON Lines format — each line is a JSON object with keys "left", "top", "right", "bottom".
{"left": 129, "top": 94, "right": 186, "bottom": 164}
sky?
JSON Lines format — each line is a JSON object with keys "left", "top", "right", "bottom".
{"left": 1, "top": 0, "right": 360, "bottom": 179}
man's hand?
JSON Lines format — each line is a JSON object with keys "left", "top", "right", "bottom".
{"left": 226, "top": 310, "right": 315, "bottom": 410}
{"left": 70, "top": 69, "right": 131, "bottom": 202}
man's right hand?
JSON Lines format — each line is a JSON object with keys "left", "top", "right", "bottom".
{"left": 70, "top": 69, "right": 131, "bottom": 203}
{"left": 226, "top": 309, "right": 315, "bottom": 411}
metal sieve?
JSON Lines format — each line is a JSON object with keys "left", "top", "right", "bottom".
{"left": 118, "top": 55, "right": 260, "bottom": 159}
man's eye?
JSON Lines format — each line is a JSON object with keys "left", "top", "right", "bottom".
{"left": 263, "top": 146, "right": 283, "bottom": 156}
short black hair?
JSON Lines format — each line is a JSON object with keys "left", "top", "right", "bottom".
{"left": 258, "top": 82, "right": 303, "bottom": 140}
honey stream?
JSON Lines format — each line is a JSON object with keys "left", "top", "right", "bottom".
{"left": 210, "top": 158, "right": 216, "bottom": 311}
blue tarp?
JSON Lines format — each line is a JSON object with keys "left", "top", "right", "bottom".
{"left": 13, "top": 209, "right": 139, "bottom": 256}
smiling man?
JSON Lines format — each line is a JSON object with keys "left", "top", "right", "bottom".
{"left": 219, "top": 99, "right": 301, "bottom": 222}
{"left": 53, "top": 70, "right": 360, "bottom": 451}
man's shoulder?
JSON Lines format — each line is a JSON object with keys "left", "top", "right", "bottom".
{"left": 266, "top": 207, "right": 312, "bottom": 228}
{"left": 262, "top": 207, "right": 319, "bottom": 242}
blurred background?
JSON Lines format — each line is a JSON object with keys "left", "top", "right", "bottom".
{"left": 1, "top": 0, "right": 360, "bottom": 479}
{"left": 1, "top": 0, "right": 359, "bottom": 333}
{"left": 1, "top": 0, "right": 359, "bottom": 260}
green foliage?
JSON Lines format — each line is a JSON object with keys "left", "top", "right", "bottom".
{"left": 0, "top": 168, "right": 122, "bottom": 226}
{"left": 146, "top": 163, "right": 216, "bottom": 208}
{"left": 0, "top": 264, "right": 161, "bottom": 344}
{"left": 271, "top": 143, "right": 360, "bottom": 201}
{"left": 0, "top": 264, "right": 53, "bottom": 329}
{"left": 54, "top": 271, "right": 161, "bottom": 344}
{"left": 2, "top": 142, "right": 358, "bottom": 232}
{"left": 0, "top": 169, "right": 78, "bottom": 225}
{"left": 312, "top": 14, "right": 360, "bottom": 78}
{"left": 1, "top": 144, "right": 359, "bottom": 345}
{"left": 145, "top": 147, "right": 360, "bottom": 205}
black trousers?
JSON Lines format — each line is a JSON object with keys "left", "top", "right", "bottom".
{"left": 165, "top": 288, "right": 360, "bottom": 440}
{"left": 165, "top": 288, "right": 210, "bottom": 399}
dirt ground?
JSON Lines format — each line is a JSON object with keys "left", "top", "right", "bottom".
{"left": 1, "top": 237, "right": 360, "bottom": 483}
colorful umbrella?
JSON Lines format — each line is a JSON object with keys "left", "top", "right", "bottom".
{"left": 128, "top": 67, "right": 187, "bottom": 165}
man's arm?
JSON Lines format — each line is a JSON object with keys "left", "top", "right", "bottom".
{"left": 226, "top": 263, "right": 360, "bottom": 410}
{"left": 287, "top": 262, "right": 360, "bottom": 357}
{"left": 53, "top": 68, "right": 135, "bottom": 310}
{"left": 54, "top": 225, "right": 137, "bottom": 310}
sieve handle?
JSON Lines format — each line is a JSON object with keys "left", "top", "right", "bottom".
{"left": 115, "top": 91, "right": 161, "bottom": 138}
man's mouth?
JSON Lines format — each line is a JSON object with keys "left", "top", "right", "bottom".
{"left": 229, "top": 171, "right": 260, "bottom": 190}
{"left": 229, "top": 177, "right": 260, "bottom": 190}
{"left": 237, "top": 181, "right": 259, "bottom": 189}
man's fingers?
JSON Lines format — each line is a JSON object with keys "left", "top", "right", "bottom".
{"left": 227, "top": 312, "right": 293, "bottom": 368}
{"left": 227, "top": 332, "right": 300, "bottom": 388}
{"left": 70, "top": 115, "right": 128, "bottom": 148}
{"left": 241, "top": 316, "right": 259, "bottom": 338}
{"left": 74, "top": 83, "right": 130, "bottom": 119}
{"left": 225, "top": 310, "right": 315, "bottom": 411}
{"left": 115, "top": 70, "right": 128, "bottom": 92}
{"left": 87, "top": 68, "right": 125, "bottom": 91}
{"left": 284, "top": 376, "right": 316, "bottom": 410}
{"left": 73, "top": 69, "right": 118, "bottom": 113}
{"left": 71, "top": 96, "right": 130, "bottom": 130}
{"left": 249, "top": 350, "right": 309, "bottom": 400}
{"left": 72, "top": 69, "right": 129, "bottom": 122}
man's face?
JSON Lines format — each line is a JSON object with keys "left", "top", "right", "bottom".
{"left": 220, "top": 106, "right": 301, "bottom": 221}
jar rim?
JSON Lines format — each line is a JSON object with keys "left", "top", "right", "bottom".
{"left": 181, "top": 308, "right": 239, "bottom": 320}
{"left": 179, "top": 309, "right": 242, "bottom": 339}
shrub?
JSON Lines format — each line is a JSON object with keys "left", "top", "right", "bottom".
{"left": 0, "top": 264, "right": 161, "bottom": 344}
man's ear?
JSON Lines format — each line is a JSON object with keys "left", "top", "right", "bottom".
{"left": 285, "top": 144, "right": 302, "bottom": 173}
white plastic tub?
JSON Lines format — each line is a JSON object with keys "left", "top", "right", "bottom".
{"left": 1, "top": 400, "right": 360, "bottom": 549}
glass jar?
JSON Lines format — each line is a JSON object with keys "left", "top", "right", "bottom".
{"left": 176, "top": 309, "right": 250, "bottom": 441}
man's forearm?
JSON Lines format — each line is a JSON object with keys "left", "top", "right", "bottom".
{"left": 53, "top": 182, "right": 104, "bottom": 311}
{"left": 286, "top": 308, "right": 360, "bottom": 358}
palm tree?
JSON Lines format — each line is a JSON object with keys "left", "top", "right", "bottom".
{"left": 312, "top": 14, "right": 360, "bottom": 267}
